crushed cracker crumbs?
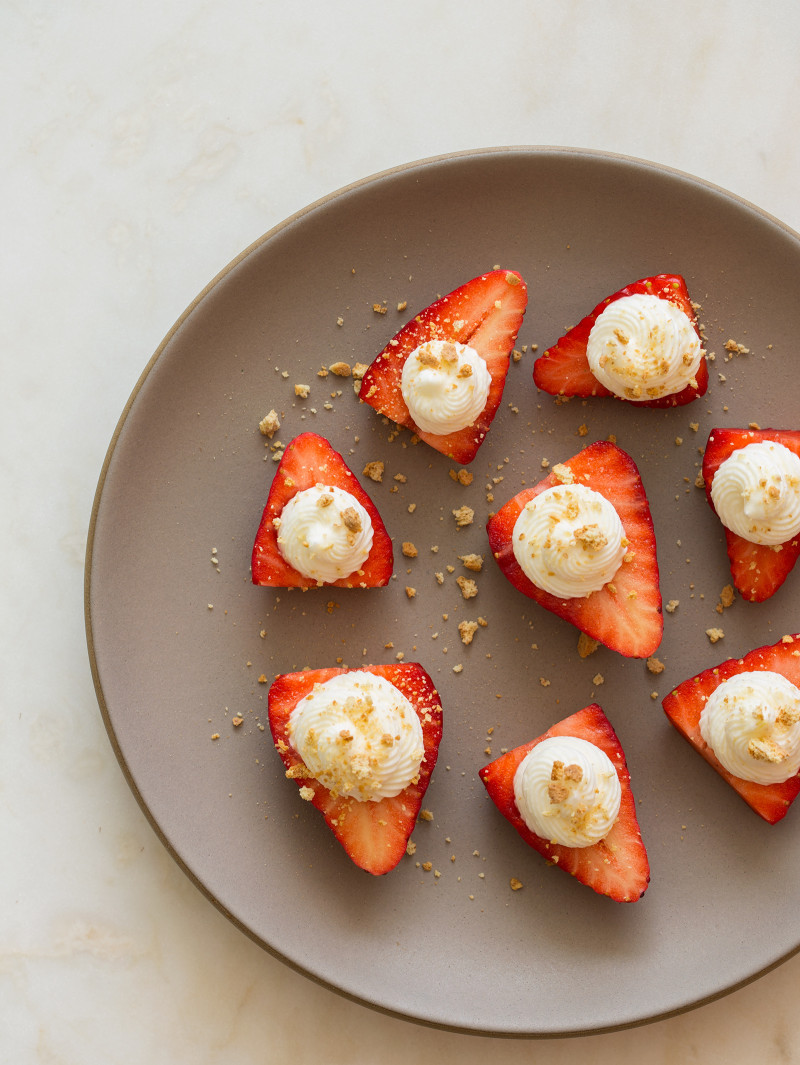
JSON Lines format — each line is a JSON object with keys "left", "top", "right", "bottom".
{"left": 456, "top": 576, "right": 478, "bottom": 600}
{"left": 328, "top": 361, "right": 351, "bottom": 377}
{"left": 401, "top": 542, "right": 418, "bottom": 558}
{"left": 294, "top": 383, "right": 310, "bottom": 399}
{"left": 592, "top": 673, "right": 604, "bottom": 686}
{"left": 577, "top": 633, "right": 599, "bottom": 658}
{"left": 362, "top": 461, "right": 384, "bottom": 482}
{"left": 459, "top": 553, "right": 483, "bottom": 572}
{"left": 452, "top": 505, "right": 474, "bottom": 528}
{"left": 647, "top": 657, "right": 665, "bottom": 675}
{"left": 458, "top": 620, "right": 479, "bottom": 645}
{"left": 258, "top": 410, "right": 280, "bottom": 438}
{"left": 449, "top": 468, "right": 473, "bottom": 486}
{"left": 509, "top": 878, "right": 523, "bottom": 891}
{"left": 665, "top": 600, "right": 679, "bottom": 613}
{"left": 706, "top": 627, "right": 725, "bottom": 644}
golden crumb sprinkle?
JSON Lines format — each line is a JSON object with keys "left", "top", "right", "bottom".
{"left": 373, "top": 303, "right": 387, "bottom": 314}
{"left": 592, "top": 673, "right": 604, "bottom": 686}
{"left": 406, "top": 840, "right": 417, "bottom": 856}
{"left": 342, "top": 507, "right": 362, "bottom": 534}
{"left": 458, "top": 620, "right": 479, "bottom": 645}
{"left": 551, "top": 462, "right": 574, "bottom": 484}
{"left": 397, "top": 300, "right": 407, "bottom": 311}
{"left": 665, "top": 599, "right": 679, "bottom": 613}
{"left": 405, "top": 586, "right": 416, "bottom": 599}
{"left": 328, "top": 361, "right": 352, "bottom": 378}
{"left": 509, "top": 877, "right": 523, "bottom": 891}
{"left": 402, "top": 541, "right": 418, "bottom": 558}
{"left": 719, "top": 585, "right": 735, "bottom": 609}
{"left": 452, "top": 505, "right": 474, "bottom": 528}
{"left": 294, "top": 383, "right": 310, "bottom": 398}
{"left": 647, "top": 657, "right": 665, "bottom": 675}
{"left": 352, "top": 362, "right": 369, "bottom": 380}
{"left": 419, "top": 809, "right": 434, "bottom": 822}
{"left": 362, "top": 460, "right": 384, "bottom": 482}
{"left": 459, "top": 553, "right": 483, "bottom": 572}
{"left": 298, "top": 786, "right": 315, "bottom": 801}
{"left": 456, "top": 575, "right": 478, "bottom": 600}
{"left": 449, "top": 467, "right": 474, "bottom": 485}
{"left": 706, "top": 627, "right": 725, "bottom": 644}
{"left": 258, "top": 410, "right": 280, "bottom": 438}
{"left": 577, "top": 633, "right": 599, "bottom": 658}
{"left": 232, "top": 715, "right": 243, "bottom": 727}
{"left": 258, "top": 674, "right": 268, "bottom": 683}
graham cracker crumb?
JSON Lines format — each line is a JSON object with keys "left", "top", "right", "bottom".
{"left": 232, "top": 715, "right": 244, "bottom": 727}
{"left": 402, "top": 542, "right": 418, "bottom": 558}
{"left": 551, "top": 463, "right": 574, "bottom": 484}
{"left": 258, "top": 410, "right": 280, "bottom": 438}
{"left": 458, "top": 620, "right": 479, "bottom": 645}
{"left": 577, "top": 633, "right": 599, "bottom": 658}
{"left": 452, "top": 505, "right": 474, "bottom": 528}
{"left": 539, "top": 677, "right": 551, "bottom": 687}
{"left": 509, "top": 878, "right": 523, "bottom": 891}
{"left": 665, "top": 599, "right": 679, "bottom": 613}
{"left": 362, "top": 461, "right": 384, "bottom": 482}
{"left": 405, "top": 586, "right": 416, "bottom": 599}
{"left": 373, "top": 303, "right": 387, "bottom": 315}
{"left": 459, "top": 553, "right": 483, "bottom": 572}
{"left": 406, "top": 840, "right": 417, "bottom": 856}
{"left": 706, "top": 627, "right": 725, "bottom": 644}
{"left": 419, "top": 809, "right": 434, "bottom": 822}
{"left": 449, "top": 468, "right": 474, "bottom": 486}
{"left": 647, "top": 657, "right": 665, "bottom": 675}
{"left": 592, "top": 673, "right": 604, "bottom": 686}
{"left": 328, "top": 361, "right": 352, "bottom": 378}
{"left": 294, "top": 383, "right": 310, "bottom": 398}
{"left": 456, "top": 576, "right": 478, "bottom": 600}
{"left": 716, "top": 585, "right": 735, "bottom": 613}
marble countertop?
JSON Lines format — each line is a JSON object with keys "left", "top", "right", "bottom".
{"left": 6, "top": 2, "right": 800, "bottom": 1060}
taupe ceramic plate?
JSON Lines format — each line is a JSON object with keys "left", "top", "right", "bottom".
{"left": 86, "top": 147, "right": 800, "bottom": 1036}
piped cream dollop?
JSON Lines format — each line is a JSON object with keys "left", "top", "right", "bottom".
{"left": 288, "top": 672, "right": 425, "bottom": 801}
{"left": 401, "top": 339, "right": 491, "bottom": 435}
{"left": 699, "top": 670, "right": 800, "bottom": 784}
{"left": 276, "top": 484, "right": 373, "bottom": 583}
{"left": 586, "top": 293, "right": 702, "bottom": 401}
{"left": 710, "top": 440, "right": 800, "bottom": 545}
{"left": 513, "top": 736, "right": 622, "bottom": 847}
{"left": 512, "top": 482, "right": 627, "bottom": 598}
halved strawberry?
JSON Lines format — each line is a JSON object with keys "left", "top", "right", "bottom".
{"left": 479, "top": 703, "right": 649, "bottom": 902}
{"left": 358, "top": 269, "right": 528, "bottom": 463}
{"left": 486, "top": 441, "right": 662, "bottom": 657}
{"left": 702, "top": 427, "right": 800, "bottom": 602}
{"left": 267, "top": 663, "right": 443, "bottom": 875}
{"left": 251, "top": 432, "right": 393, "bottom": 588}
{"left": 532, "top": 274, "right": 707, "bottom": 407}
{"left": 662, "top": 635, "right": 800, "bottom": 823}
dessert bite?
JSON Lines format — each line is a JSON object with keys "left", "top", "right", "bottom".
{"left": 268, "top": 664, "right": 444, "bottom": 874}
{"left": 701, "top": 427, "right": 800, "bottom": 601}
{"left": 358, "top": 269, "right": 528, "bottom": 463}
{"left": 533, "top": 274, "right": 707, "bottom": 407}
{"left": 251, "top": 432, "right": 393, "bottom": 588}
{"left": 479, "top": 703, "right": 649, "bottom": 902}
{"left": 662, "top": 635, "right": 800, "bottom": 823}
{"left": 486, "top": 441, "right": 663, "bottom": 657}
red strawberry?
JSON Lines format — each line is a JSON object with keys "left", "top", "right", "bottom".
{"left": 532, "top": 274, "right": 707, "bottom": 407}
{"left": 251, "top": 432, "right": 393, "bottom": 588}
{"left": 479, "top": 703, "right": 650, "bottom": 902}
{"left": 662, "top": 635, "right": 800, "bottom": 823}
{"left": 358, "top": 269, "right": 528, "bottom": 463}
{"left": 702, "top": 427, "right": 800, "bottom": 602}
{"left": 267, "top": 663, "right": 443, "bottom": 875}
{"left": 486, "top": 441, "right": 662, "bottom": 657}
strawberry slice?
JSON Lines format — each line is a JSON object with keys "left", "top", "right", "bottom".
{"left": 267, "top": 663, "right": 443, "bottom": 875}
{"left": 251, "top": 432, "right": 393, "bottom": 588}
{"left": 358, "top": 269, "right": 528, "bottom": 463}
{"left": 479, "top": 703, "right": 650, "bottom": 902}
{"left": 532, "top": 274, "right": 707, "bottom": 407}
{"left": 486, "top": 441, "right": 662, "bottom": 657}
{"left": 662, "top": 635, "right": 800, "bottom": 823}
{"left": 702, "top": 427, "right": 800, "bottom": 602}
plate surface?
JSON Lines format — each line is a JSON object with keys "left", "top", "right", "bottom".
{"left": 86, "top": 147, "right": 800, "bottom": 1036}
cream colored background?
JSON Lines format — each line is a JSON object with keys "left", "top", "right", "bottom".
{"left": 5, "top": 2, "right": 800, "bottom": 1061}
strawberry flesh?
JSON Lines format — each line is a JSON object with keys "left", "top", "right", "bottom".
{"left": 533, "top": 274, "right": 707, "bottom": 407}
{"left": 486, "top": 441, "right": 662, "bottom": 657}
{"left": 268, "top": 664, "right": 443, "bottom": 875}
{"left": 358, "top": 269, "right": 528, "bottom": 463}
{"left": 251, "top": 432, "right": 393, "bottom": 588}
{"left": 702, "top": 427, "right": 800, "bottom": 602}
{"left": 662, "top": 636, "right": 800, "bottom": 823}
{"left": 479, "top": 703, "right": 650, "bottom": 902}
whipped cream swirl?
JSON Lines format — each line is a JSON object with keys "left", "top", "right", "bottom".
{"left": 512, "top": 483, "right": 627, "bottom": 598}
{"left": 710, "top": 440, "right": 800, "bottom": 545}
{"left": 276, "top": 484, "right": 373, "bottom": 583}
{"left": 586, "top": 293, "right": 702, "bottom": 401}
{"left": 401, "top": 339, "right": 491, "bottom": 435}
{"left": 700, "top": 670, "right": 800, "bottom": 784}
{"left": 514, "top": 736, "right": 622, "bottom": 847}
{"left": 288, "top": 672, "right": 425, "bottom": 802}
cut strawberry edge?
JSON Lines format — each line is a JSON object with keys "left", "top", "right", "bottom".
{"left": 486, "top": 441, "right": 663, "bottom": 658}
{"left": 532, "top": 274, "right": 708, "bottom": 408}
{"left": 662, "top": 635, "right": 800, "bottom": 824}
{"left": 251, "top": 432, "right": 394, "bottom": 588}
{"left": 358, "top": 269, "right": 528, "bottom": 463}
{"left": 267, "top": 663, "right": 443, "bottom": 875}
{"left": 702, "top": 427, "right": 800, "bottom": 602}
{"left": 479, "top": 703, "right": 650, "bottom": 902}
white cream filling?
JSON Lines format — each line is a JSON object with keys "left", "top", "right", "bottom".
{"left": 288, "top": 672, "right": 425, "bottom": 802}
{"left": 586, "top": 293, "right": 702, "bottom": 401}
{"left": 710, "top": 440, "right": 800, "bottom": 545}
{"left": 700, "top": 670, "right": 800, "bottom": 785}
{"left": 400, "top": 339, "right": 491, "bottom": 435}
{"left": 513, "top": 736, "right": 622, "bottom": 847}
{"left": 512, "top": 483, "right": 626, "bottom": 598}
{"left": 276, "top": 484, "right": 373, "bottom": 583}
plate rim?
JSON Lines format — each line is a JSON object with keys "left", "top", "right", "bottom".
{"left": 84, "top": 144, "right": 800, "bottom": 1038}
